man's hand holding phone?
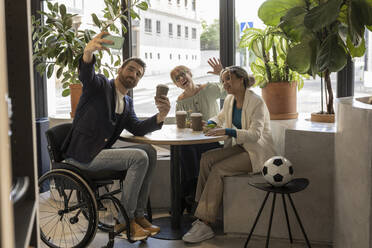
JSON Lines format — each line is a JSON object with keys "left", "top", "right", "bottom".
{"left": 83, "top": 32, "right": 121, "bottom": 63}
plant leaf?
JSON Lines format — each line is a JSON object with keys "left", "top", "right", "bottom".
{"left": 316, "top": 33, "right": 347, "bottom": 72}
{"left": 137, "top": 1, "right": 149, "bottom": 10}
{"left": 348, "top": 0, "right": 365, "bottom": 46}
{"left": 304, "top": 0, "right": 342, "bottom": 31}
{"left": 59, "top": 4, "right": 66, "bottom": 17}
{"left": 129, "top": 9, "right": 140, "bottom": 20}
{"left": 91, "top": 13, "right": 101, "bottom": 28}
{"left": 287, "top": 41, "right": 312, "bottom": 74}
{"left": 258, "top": 0, "right": 305, "bottom": 26}
{"left": 346, "top": 35, "right": 366, "bottom": 57}
{"left": 56, "top": 67, "right": 63, "bottom": 78}
{"left": 279, "top": 6, "right": 308, "bottom": 42}
{"left": 62, "top": 88, "right": 70, "bottom": 97}
{"left": 103, "top": 68, "right": 110, "bottom": 78}
{"left": 47, "top": 64, "right": 54, "bottom": 78}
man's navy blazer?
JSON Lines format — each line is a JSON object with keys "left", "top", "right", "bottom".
{"left": 62, "top": 57, "right": 162, "bottom": 163}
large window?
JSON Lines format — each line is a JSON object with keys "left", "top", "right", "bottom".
{"left": 235, "top": 0, "right": 330, "bottom": 114}
{"left": 45, "top": 0, "right": 122, "bottom": 117}
{"left": 132, "top": 0, "right": 219, "bottom": 117}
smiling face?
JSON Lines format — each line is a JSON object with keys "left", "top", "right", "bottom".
{"left": 221, "top": 70, "right": 245, "bottom": 95}
{"left": 170, "top": 66, "right": 194, "bottom": 90}
{"left": 117, "top": 61, "right": 144, "bottom": 90}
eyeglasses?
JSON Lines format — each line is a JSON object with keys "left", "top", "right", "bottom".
{"left": 174, "top": 71, "right": 188, "bottom": 82}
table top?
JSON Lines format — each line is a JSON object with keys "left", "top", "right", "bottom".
{"left": 120, "top": 124, "right": 228, "bottom": 145}
{"left": 248, "top": 178, "right": 309, "bottom": 194}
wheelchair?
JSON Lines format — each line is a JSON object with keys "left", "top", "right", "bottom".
{"left": 39, "top": 123, "right": 152, "bottom": 248}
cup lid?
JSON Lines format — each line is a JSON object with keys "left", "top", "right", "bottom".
{"left": 176, "top": 110, "right": 187, "bottom": 114}
{"left": 157, "top": 84, "right": 169, "bottom": 88}
{"left": 190, "top": 113, "right": 202, "bottom": 117}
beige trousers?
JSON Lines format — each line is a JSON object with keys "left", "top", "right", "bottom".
{"left": 194, "top": 145, "right": 252, "bottom": 223}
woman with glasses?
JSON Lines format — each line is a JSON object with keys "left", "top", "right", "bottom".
{"left": 182, "top": 66, "right": 276, "bottom": 243}
{"left": 170, "top": 57, "right": 226, "bottom": 213}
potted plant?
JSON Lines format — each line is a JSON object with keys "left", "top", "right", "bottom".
{"left": 239, "top": 26, "right": 307, "bottom": 120}
{"left": 32, "top": 0, "right": 149, "bottom": 117}
{"left": 258, "top": 0, "right": 372, "bottom": 123}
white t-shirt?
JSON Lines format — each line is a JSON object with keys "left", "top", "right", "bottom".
{"left": 115, "top": 88, "right": 125, "bottom": 114}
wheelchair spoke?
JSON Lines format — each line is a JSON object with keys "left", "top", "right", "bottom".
{"left": 63, "top": 215, "right": 79, "bottom": 246}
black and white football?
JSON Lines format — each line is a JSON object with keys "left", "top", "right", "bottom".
{"left": 262, "top": 156, "right": 294, "bottom": 187}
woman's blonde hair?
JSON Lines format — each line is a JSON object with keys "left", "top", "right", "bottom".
{"left": 220, "top": 66, "right": 255, "bottom": 88}
{"left": 170, "top": 65, "right": 192, "bottom": 82}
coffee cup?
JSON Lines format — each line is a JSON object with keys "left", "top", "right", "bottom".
{"left": 191, "top": 113, "right": 203, "bottom": 131}
{"left": 176, "top": 111, "right": 187, "bottom": 128}
{"left": 156, "top": 84, "right": 169, "bottom": 97}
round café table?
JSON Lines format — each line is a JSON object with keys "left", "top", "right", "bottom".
{"left": 120, "top": 124, "right": 227, "bottom": 240}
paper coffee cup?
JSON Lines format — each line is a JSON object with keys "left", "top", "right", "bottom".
{"left": 176, "top": 111, "right": 187, "bottom": 128}
{"left": 191, "top": 112, "right": 203, "bottom": 131}
{"left": 156, "top": 84, "right": 169, "bottom": 97}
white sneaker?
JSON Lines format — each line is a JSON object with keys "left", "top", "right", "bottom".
{"left": 182, "top": 220, "right": 215, "bottom": 243}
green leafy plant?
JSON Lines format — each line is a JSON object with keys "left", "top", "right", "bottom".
{"left": 239, "top": 26, "right": 307, "bottom": 90}
{"left": 32, "top": 0, "right": 149, "bottom": 97}
{"left": 258, "top": 0, "right": 372, "bottom": 114}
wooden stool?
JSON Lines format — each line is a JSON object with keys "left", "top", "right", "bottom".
{"left": 244, "top": 178, "right": 311, "bottom": 248}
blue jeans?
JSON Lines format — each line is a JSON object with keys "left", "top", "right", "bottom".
{"left": 65, "top": 144, "right": 156, "bottom": 220}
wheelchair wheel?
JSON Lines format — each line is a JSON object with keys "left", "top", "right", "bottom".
{"left": 39, "top": 169, "right": 98, "bottom": 248}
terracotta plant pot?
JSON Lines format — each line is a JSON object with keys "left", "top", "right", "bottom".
{"left": 310, "top": 113, "right": 335, "bottom": 123}
{"left": 69, "top": 84, "right": 82, "bottom": 118}
{"left": 261, "top": 82, "right": 298, "bottom": 120}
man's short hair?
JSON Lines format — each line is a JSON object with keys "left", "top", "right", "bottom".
{"left": 121, "top": 57, "right": 146, "bottom": 75}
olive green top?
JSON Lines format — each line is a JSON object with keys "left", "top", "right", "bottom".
{"left": 176, "top": 82, "right": 226, "bottom": 121}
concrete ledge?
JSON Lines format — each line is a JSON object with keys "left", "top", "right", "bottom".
{"left": 334, "top": 97, "right": 372, "bottom": 248}
{"left": 223, "top": 116, "right": 335, "bottom": 244}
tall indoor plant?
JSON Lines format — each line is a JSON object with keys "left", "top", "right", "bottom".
{"left": 32, "top": 0, "right": 149, "bottom": 117}
{"left": 258, "top": 0, "right": 372, "bottom": 122}
{"left": 239, "top": 26, "right": 307, "bottom": 120}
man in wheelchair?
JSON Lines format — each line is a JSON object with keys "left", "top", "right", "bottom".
{"left": 61, "top": 31, "right": 170, "bottom": 241}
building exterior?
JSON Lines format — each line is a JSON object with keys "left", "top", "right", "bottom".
{"left": 133, "top": 0, "right": 201, "bottom": 75}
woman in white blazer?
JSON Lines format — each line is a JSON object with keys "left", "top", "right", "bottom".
{"left": 182, "top": 66, "right": 277, "bottom": 243}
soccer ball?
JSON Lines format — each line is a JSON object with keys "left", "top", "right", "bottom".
{"left": 262, "top": 156, "right": 294, "bottom": 187}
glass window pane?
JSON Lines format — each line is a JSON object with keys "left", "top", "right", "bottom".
{"left": 45, "top": 0, "right": 123, "bottom": 117}
{"left": 132, "top": 0, "right": 220, "bottom": 117}
{"left": 355, "top": 30, "right": 372, "bottom": 98}
{"left": 235, "top": 0, "right": 326, "bottom": 114}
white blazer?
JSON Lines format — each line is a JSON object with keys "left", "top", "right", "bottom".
{"left": 210, "top": 89, "right": 277, "bottom": 173}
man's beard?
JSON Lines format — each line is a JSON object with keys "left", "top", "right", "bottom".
{"left": 119, "top": 74, "right": 136, "bottom": 89}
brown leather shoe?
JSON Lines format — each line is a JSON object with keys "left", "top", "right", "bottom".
{"left": 135, "top": 217, "right": 161, "bottom": 236}
{"left": 115, "top": 220, "right": 150, "bottom": 241}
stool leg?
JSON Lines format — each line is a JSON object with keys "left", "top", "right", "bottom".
{"left": 282, "top": 194, "right": 293, "bottom": 243}
{"left": 287, "top": 194, "right": 312, "bottom": 248}
{"left": 265, "top": 193, "right": 276, "bottom": 248}
{"left": 244, "top": 192, "right": 270, "bottom": 248}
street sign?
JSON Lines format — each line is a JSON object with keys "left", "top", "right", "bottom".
{"left": 240, "top": 21, "right": 254, "bottom": 37}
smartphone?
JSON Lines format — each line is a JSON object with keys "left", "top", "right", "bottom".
{"left": 102, "top": 34, "right": 124, "bottom": 50}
